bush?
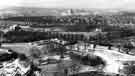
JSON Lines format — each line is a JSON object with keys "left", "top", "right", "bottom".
{"left": 29, "top": 46, "right": 42, "bottom": 59}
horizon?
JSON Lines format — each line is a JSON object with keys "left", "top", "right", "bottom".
{"left": 1, "top": 0, "right": 135, "bottom": 11}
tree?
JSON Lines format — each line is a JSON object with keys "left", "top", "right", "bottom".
{"left": 124, "top": 41, "right": 133, "bottom": 54}
{"left": 29, "top": 46, "right": 42, "bottom": 59}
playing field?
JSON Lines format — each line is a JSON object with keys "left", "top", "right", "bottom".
{"left": 2, "top": 43, "right": 33, "bottom": 56}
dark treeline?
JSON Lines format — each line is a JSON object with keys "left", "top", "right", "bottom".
{"left": 2, "top": 28, "right": 135, "bottom": 43}
{"left": 1, "top": 29, "right": 135, "bottom": 53}
{"left": 3, "top": 30, "right": 49, "bottom": 42}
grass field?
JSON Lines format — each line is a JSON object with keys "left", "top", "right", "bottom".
{"left": 2, "top": 43, "right": 33, "bottom": 56}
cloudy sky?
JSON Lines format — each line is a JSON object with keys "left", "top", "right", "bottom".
{"left": 1, "top": 0, "right": 135, "bottom": 9}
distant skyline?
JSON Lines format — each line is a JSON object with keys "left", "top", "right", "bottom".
{"left": 1, "top": 0, "right": 135, "bottom": 10}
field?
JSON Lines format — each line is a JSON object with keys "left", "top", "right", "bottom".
{"left": 2, "top": 43, "right": 33, "bottom": 56}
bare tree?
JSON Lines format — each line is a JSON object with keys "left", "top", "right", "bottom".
{"left": 29, "top": 46, "right": 42, "bottom": 59}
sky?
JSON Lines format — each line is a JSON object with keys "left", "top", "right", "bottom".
{"left": 0, "top": 0, "right": 135, "bottom": 10}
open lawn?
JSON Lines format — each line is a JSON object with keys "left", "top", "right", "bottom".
{"left": 2, "top": 43, "right": 33, "bottom": 56}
